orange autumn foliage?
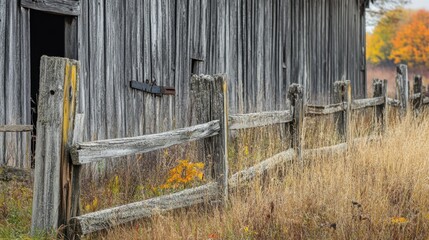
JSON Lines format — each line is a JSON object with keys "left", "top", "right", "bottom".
{"left": 390, "top": 10, "right": 429, "bottom": 67}
{"left": 367, "top": 9, "right": 429, "bottom": 68}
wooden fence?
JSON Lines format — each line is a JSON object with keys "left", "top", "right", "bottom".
{"left": 30, "top": 58, "right": 428, "bottom": 239}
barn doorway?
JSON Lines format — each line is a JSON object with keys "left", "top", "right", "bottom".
{"left": 30, "top": 10, "right": 66, "bottom": 166}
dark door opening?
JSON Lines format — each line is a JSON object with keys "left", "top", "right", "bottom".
{"left": 30, "top": 10, "right": 66, "bottom": 166}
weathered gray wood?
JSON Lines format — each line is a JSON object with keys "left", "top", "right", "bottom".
{"left": 396, "top": 64, "right": 409, "bottom": 116}
{"left": 70, "top": 182, "right": 218, "bottom": 236}
{"left": 21, "top": 0, "right": 80, "bottom": 16}
{"left": 306, "top": 103, "right": 346, "bottom": 115}
{"left": 387, "top": 98, "right": 401, "bottom": 107}
{"left": 0, "top": 125, "right": 32, "bottom": 132}
{"left": 59, "top": 60, "right": 80, "bottom": 234}
{"left": 229, "top": 149, "right": 295, "bottom": 189}
{"left": 31, "top": 56, "right": 68, "bottom": 234}
{"left": 288, "top": 84, "right": 304, "bottom": 161}
{"left": 423, "top": 97, "right": 429, "bottom": 105}
{"left": 0, "top": 0, "right": 5, "bottom": 165}
{"left": 303, "top": 143, "right": 348, "bottom": 159}
{"left": 211, "top": 75, "right": 229, "bottom": 203}
{"left": 303, "top": 135, "right": 382, "bottom": 160}
{"left": 413, "top": 75, "right": 423, "bottom": 112}
{"left": 71, "top": 120, "right": 221, "bottom": 165}
{"left": 380, "top": 80, "right": 388, "bottom": 132}
{"left": 351, "top": 96, "right": 385, "bottom": 110}
{"left": 67, "top": 114, "right": 84, "bottom": 240}
{"left": 228, "top": 110, "right": 293, "bottom": 130}
{"left": 334, "top": 80, "right": 351, "bottom": 142}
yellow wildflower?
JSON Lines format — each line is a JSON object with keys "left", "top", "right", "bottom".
{"left": 391, "top": 216, "right": 408, "bottom": 224}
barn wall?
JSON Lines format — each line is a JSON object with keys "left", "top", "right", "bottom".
{"left": 77, "top": 0, "right": 367, "bottom": 142}
{"left": 0, "top": 0, "right": 367, "bottom": 168}
{"left": 0, "top": 0, "right": 31, "bottom": 168}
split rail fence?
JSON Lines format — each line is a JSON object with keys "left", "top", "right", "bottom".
{"left": 30, "top": 57, "right": 428, "bottom": 238}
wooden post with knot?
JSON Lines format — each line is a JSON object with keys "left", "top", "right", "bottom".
{"left": 31, "top": 56, "right": 80, "bottom": 237}
{"left": 190, "top": 75, "right": 228, "bottom": 205}
{"left": 413, "top": 75, "right": 423, "bottom": 114}
{"left": 334, "top": 80, "right": 351, "bottom": 143}
{"left": 288, "top": 84, "right": 304, "bottom": 162}
{"left": 396, "top": 64, "right": 409, "bottom": 117}
{"left": 373, "top": 79, "right": 388, "bottom": 133}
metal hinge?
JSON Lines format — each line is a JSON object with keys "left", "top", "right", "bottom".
{"left": 130, "top": 79, "right": 175, "bottom": 97}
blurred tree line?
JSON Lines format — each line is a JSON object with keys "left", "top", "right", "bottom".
{"left": 367, "top": 9, "right": 429, "bottom": 68}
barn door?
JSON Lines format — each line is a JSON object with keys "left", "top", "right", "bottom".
{"left": 22, "top": 2, "right": 79, "bottom": 165}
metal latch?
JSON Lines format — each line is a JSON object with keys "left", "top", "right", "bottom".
{"left": 130, "top": 79, "right": 175, "bottom": 96}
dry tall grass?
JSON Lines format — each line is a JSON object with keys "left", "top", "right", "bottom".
{"left": 86, "top": 111, "right": 429, "bottom": 240}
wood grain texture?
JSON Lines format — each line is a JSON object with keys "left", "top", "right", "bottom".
{"left": 31, "top": 56, "right": 67, "bottom": 234}
{"left": 71, "top": 120, "right": 221, "bottom": 165}
{"left": 70, "top": 182, "right": 218, "bottom": 235}
{"left": 351, "top": 96, "right": 385, "bottom": 110}
{"left": 1, "top": 0, "right": 370, "bottom": 170}
{"left": 21, "top": 0, "right": 80, "bottom": 16}
{"left": 0, "top": 125, "right": 32, "bottom": 132}
{"left": 229, "top": 110, "right": 293, "bottom": 130}
{"left": 305, "top": 103, "right": 346, "bottom": 115}
{"left": 0, "top": 0, "right": 5, "bottom": 165}
{"left": 396, "top": 64, "right": 409, "bottom": 116}
{"left": 229, "top": 149, "right": 295, "bottom": 189}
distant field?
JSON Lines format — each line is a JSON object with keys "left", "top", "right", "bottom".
{"left": 367, "top": 64, "right": 429, "bottom": 97}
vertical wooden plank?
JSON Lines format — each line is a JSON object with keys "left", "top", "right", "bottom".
{"left": 212, "top": 75, "right": 228, "bottom": 203}
{"left": 413, "top": 75, "right": 423, "bottom": 113}
{"left": 20, "top": 6, "right": 31, "bottom": 168}
{"left": 382, "top": 79, "right": 388, "bottom": 133}
{"left": 59, "top": 61, "right": 79, "bottom": 232}
{"left": 5, "top": 0, "right": 20, "bottom": 167}
{"left": 67, "top": 114, "right": 85, "bottom": 240}
{"left": 334, "top": 80, "right": 351, "bottom": 142}
{"left": 373, "top": 79, "right": 386, "bottom": 132}
{"left": 31, "top": 56, "right": 67, "bottom": 234}
{"left": 77, "top": 0, "right": 89, "bottom": 141}
{"left": 396, "top": 64, "right": 409, "bottom": 117}
{"left": 288, "top": 84, "right": 304, "bottom": 161}
{"left": 0, "top": 0, "right": 6, "bottom": 165}
{"left": 89, "top": 0, "right": 106, "bottom": 140}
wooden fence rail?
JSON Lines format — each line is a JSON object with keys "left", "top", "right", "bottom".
{"left": 30, "top": 61, "right": 428, "bottom": 239}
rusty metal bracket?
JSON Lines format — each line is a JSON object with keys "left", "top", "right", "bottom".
{"left": 130, "top": 79, "right": 175, "bottom": 96}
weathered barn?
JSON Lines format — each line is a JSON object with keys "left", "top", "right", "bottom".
{"left": 0, "top": 0, "right": 369, "bottom": 168}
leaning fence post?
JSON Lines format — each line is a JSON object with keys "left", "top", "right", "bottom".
{"left": 31, "top": 56, "right": 80, "bottom": 236}
{"left": 334, "top": 80, "right": 351, "bottom": 143}
{"left": 413, "top": 75, "right": 423, "bottom": 114}
{"left": 396, "top": 64, "right": 409, "bottom": 117}
{"left": 373, "top": 79, "right": 388, "bottom": 133}
{"left": 288, "top": 84, "right": 304, "bottom": 161}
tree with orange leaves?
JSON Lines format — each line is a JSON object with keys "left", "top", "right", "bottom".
{"left": 390, "top": 10, "right": 429, "bottom": 68}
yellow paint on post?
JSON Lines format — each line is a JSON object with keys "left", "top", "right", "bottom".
{"left": 60, "top": 61, "right": 79, "bottom": 227}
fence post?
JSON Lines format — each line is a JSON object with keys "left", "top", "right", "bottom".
{"left": 334, "top": 80, "right": 351, "bottom": 143}
{"left": 413, "top": 75, "right": 423, "bottom": 114}
{"left": 288, "top": 84, "right": 304, "bottom": 161}
{"left": 396, "top": 64, "right": 409, "bottom": 116}
{"left": 212, "top": 75, "right": 229, "bottom": 204}
{"left": 190, "top": 75, "right": 228, "bottom": 204}
{"left": 373, "top": 79, "right": 388, "bottom": 133}
{"left": 31, "top": 56, "right": 80, "bottom": 236}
